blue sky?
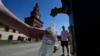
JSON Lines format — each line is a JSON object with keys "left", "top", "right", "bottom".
{"left": 2, "top": 0, "right": 69, "bottom": 35}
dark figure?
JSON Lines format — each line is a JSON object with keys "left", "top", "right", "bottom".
{"left": 60, "top": 26, "right": 70, "bottom": 56}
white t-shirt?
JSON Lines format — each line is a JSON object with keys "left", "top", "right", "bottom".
{"left": 61, "top": 30, "right": 69, "bottom": 41}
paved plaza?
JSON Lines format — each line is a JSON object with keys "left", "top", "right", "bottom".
{"left": 0, "top": 42, "right": 72, "bottom": 56}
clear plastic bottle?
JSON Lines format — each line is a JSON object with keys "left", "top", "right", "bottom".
{"left": 38, "top": 35, "right": 54, "bottom": 56}
{"left": 38, "top": 19, "right": 57, "bottom": 56}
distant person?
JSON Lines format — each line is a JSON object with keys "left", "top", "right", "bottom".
{"left": 60, "top": 26, "right": 70, "bottom": 56}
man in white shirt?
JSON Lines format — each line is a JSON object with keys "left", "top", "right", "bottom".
{"left": 61, "top": 26, "right": 69, "bottom": 56}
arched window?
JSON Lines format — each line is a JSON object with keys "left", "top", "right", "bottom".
{"left": 8, "top": 35, "right": 13, "bottom": 40}
{"left": 5, "top": 27, "right": 9, "bottom": 32}
{"left": 12, "top": 29, "right": 16, "bottom": 33}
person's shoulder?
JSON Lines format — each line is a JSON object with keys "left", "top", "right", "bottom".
{"left": 61, "top": 30, "right": 63, "bottom": 34}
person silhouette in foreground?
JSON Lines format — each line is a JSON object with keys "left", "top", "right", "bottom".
{"left": 60, "top": 26, "right": 70, "bottom": 56}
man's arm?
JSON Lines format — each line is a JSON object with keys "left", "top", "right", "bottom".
{"left": 0, "top": 0, "right": 30, "bottom": 35}
{"left": 0, "top": 0, "right": 44, "bottom": 38}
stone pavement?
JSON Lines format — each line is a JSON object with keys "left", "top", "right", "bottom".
{"left": 0, "top": 42, "right": 41, "bottom": 56}
{"left": 0, "top": 42, "right": 72, "bottom": 56}
{"left": 53, "top": 45, "right": 72, "bottom": 56}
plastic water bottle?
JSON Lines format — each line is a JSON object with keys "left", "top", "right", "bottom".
{"left": 38, "top": 18, "right": 57, "bottom": 56}
{"left": 38, "top": 28, "right": 57, "bottom": 56}
{"left": 38, "top": 28, "right": 55, "bottom": 56}
{"left": 39, "top": 27, "right": 55, "bottom": 56}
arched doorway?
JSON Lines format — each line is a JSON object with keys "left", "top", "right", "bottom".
{"left": 50, "top": 0, "right": 76, "bottom": 55}
{"left": 17, "top": 36, "right": 21, "bottom": 41}
{"left": 21, "top": 37, "right": 24, "bottom": 42}
{"left": 8, "top": 35, "right": 13, "bottom": 40}
{"left": 27, "top": 38, "right": 31, "bottom": 41}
